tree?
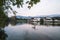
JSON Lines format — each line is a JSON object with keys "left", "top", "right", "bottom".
{"left": 0, "top": 0, "right": 40, "bottom": 27}
{"left": 0, "top": 0, "right": 40, "bottom": 16}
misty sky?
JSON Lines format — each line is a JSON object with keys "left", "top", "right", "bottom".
{"left": 8, "top": 0, "right": 60, "bottom": 17}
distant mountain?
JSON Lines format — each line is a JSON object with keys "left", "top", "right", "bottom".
{"left": 16, "top": 14, "right": 60, "bottom": 19}
{"left": 16, "top": 15, "right": 46, "bottom": 19}
{"left": 47, "top": 14, "right": 60, "bottom": 17}
{"left": 31, "top": 15, "right": 46, "bottom": 18}
{"left": 16, "top": 16, "right": 32, "bottom": 19}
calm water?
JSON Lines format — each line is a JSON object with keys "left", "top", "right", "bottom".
{"left": 0, "top": 22, "right": 60, "bottom": 40}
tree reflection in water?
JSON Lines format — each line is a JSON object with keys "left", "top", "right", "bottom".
{"left": 0, "top": 21, "right": 8, "bottom": 40}
{"left": 0, "top": 28, "right": 8, "bottom": 40}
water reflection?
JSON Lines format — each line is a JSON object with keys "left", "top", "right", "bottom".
{"left": 5, "top": 22, "right": 60, "bottom": 40}
{"left": 29, "top": 21, "right": 60, "bottom": 27}
{"left": 0, "top": 19, "right": 60, "bottom": 27}
{"left": 0, "top": 20, "right": 60, "bottom": 40}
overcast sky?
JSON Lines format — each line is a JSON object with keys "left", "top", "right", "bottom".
{"left": 8, "top": 0, "right": 60, "bottom": 17}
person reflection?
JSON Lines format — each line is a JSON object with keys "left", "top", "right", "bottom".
{"left": 31, "top": 22, "right": 37, "bottom": 30}
{"left": 32, "top": 26, "right": 36, "bottom": 30}
{"left": 0, "top": 28, "right": 8, "bottom": 40}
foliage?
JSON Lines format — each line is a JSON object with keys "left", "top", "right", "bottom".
{"left": 0, "top": 7, "right": 8, "bottom": 27}
{"left": 0, "top": 0, "right": 40, "bottom": 27}
{"left": 0, "top": 0, "right": 40, "bottom": 16}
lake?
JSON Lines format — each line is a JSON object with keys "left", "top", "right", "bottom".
{"left": 0, "top": 22, "right": 60, "bottom": 40}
